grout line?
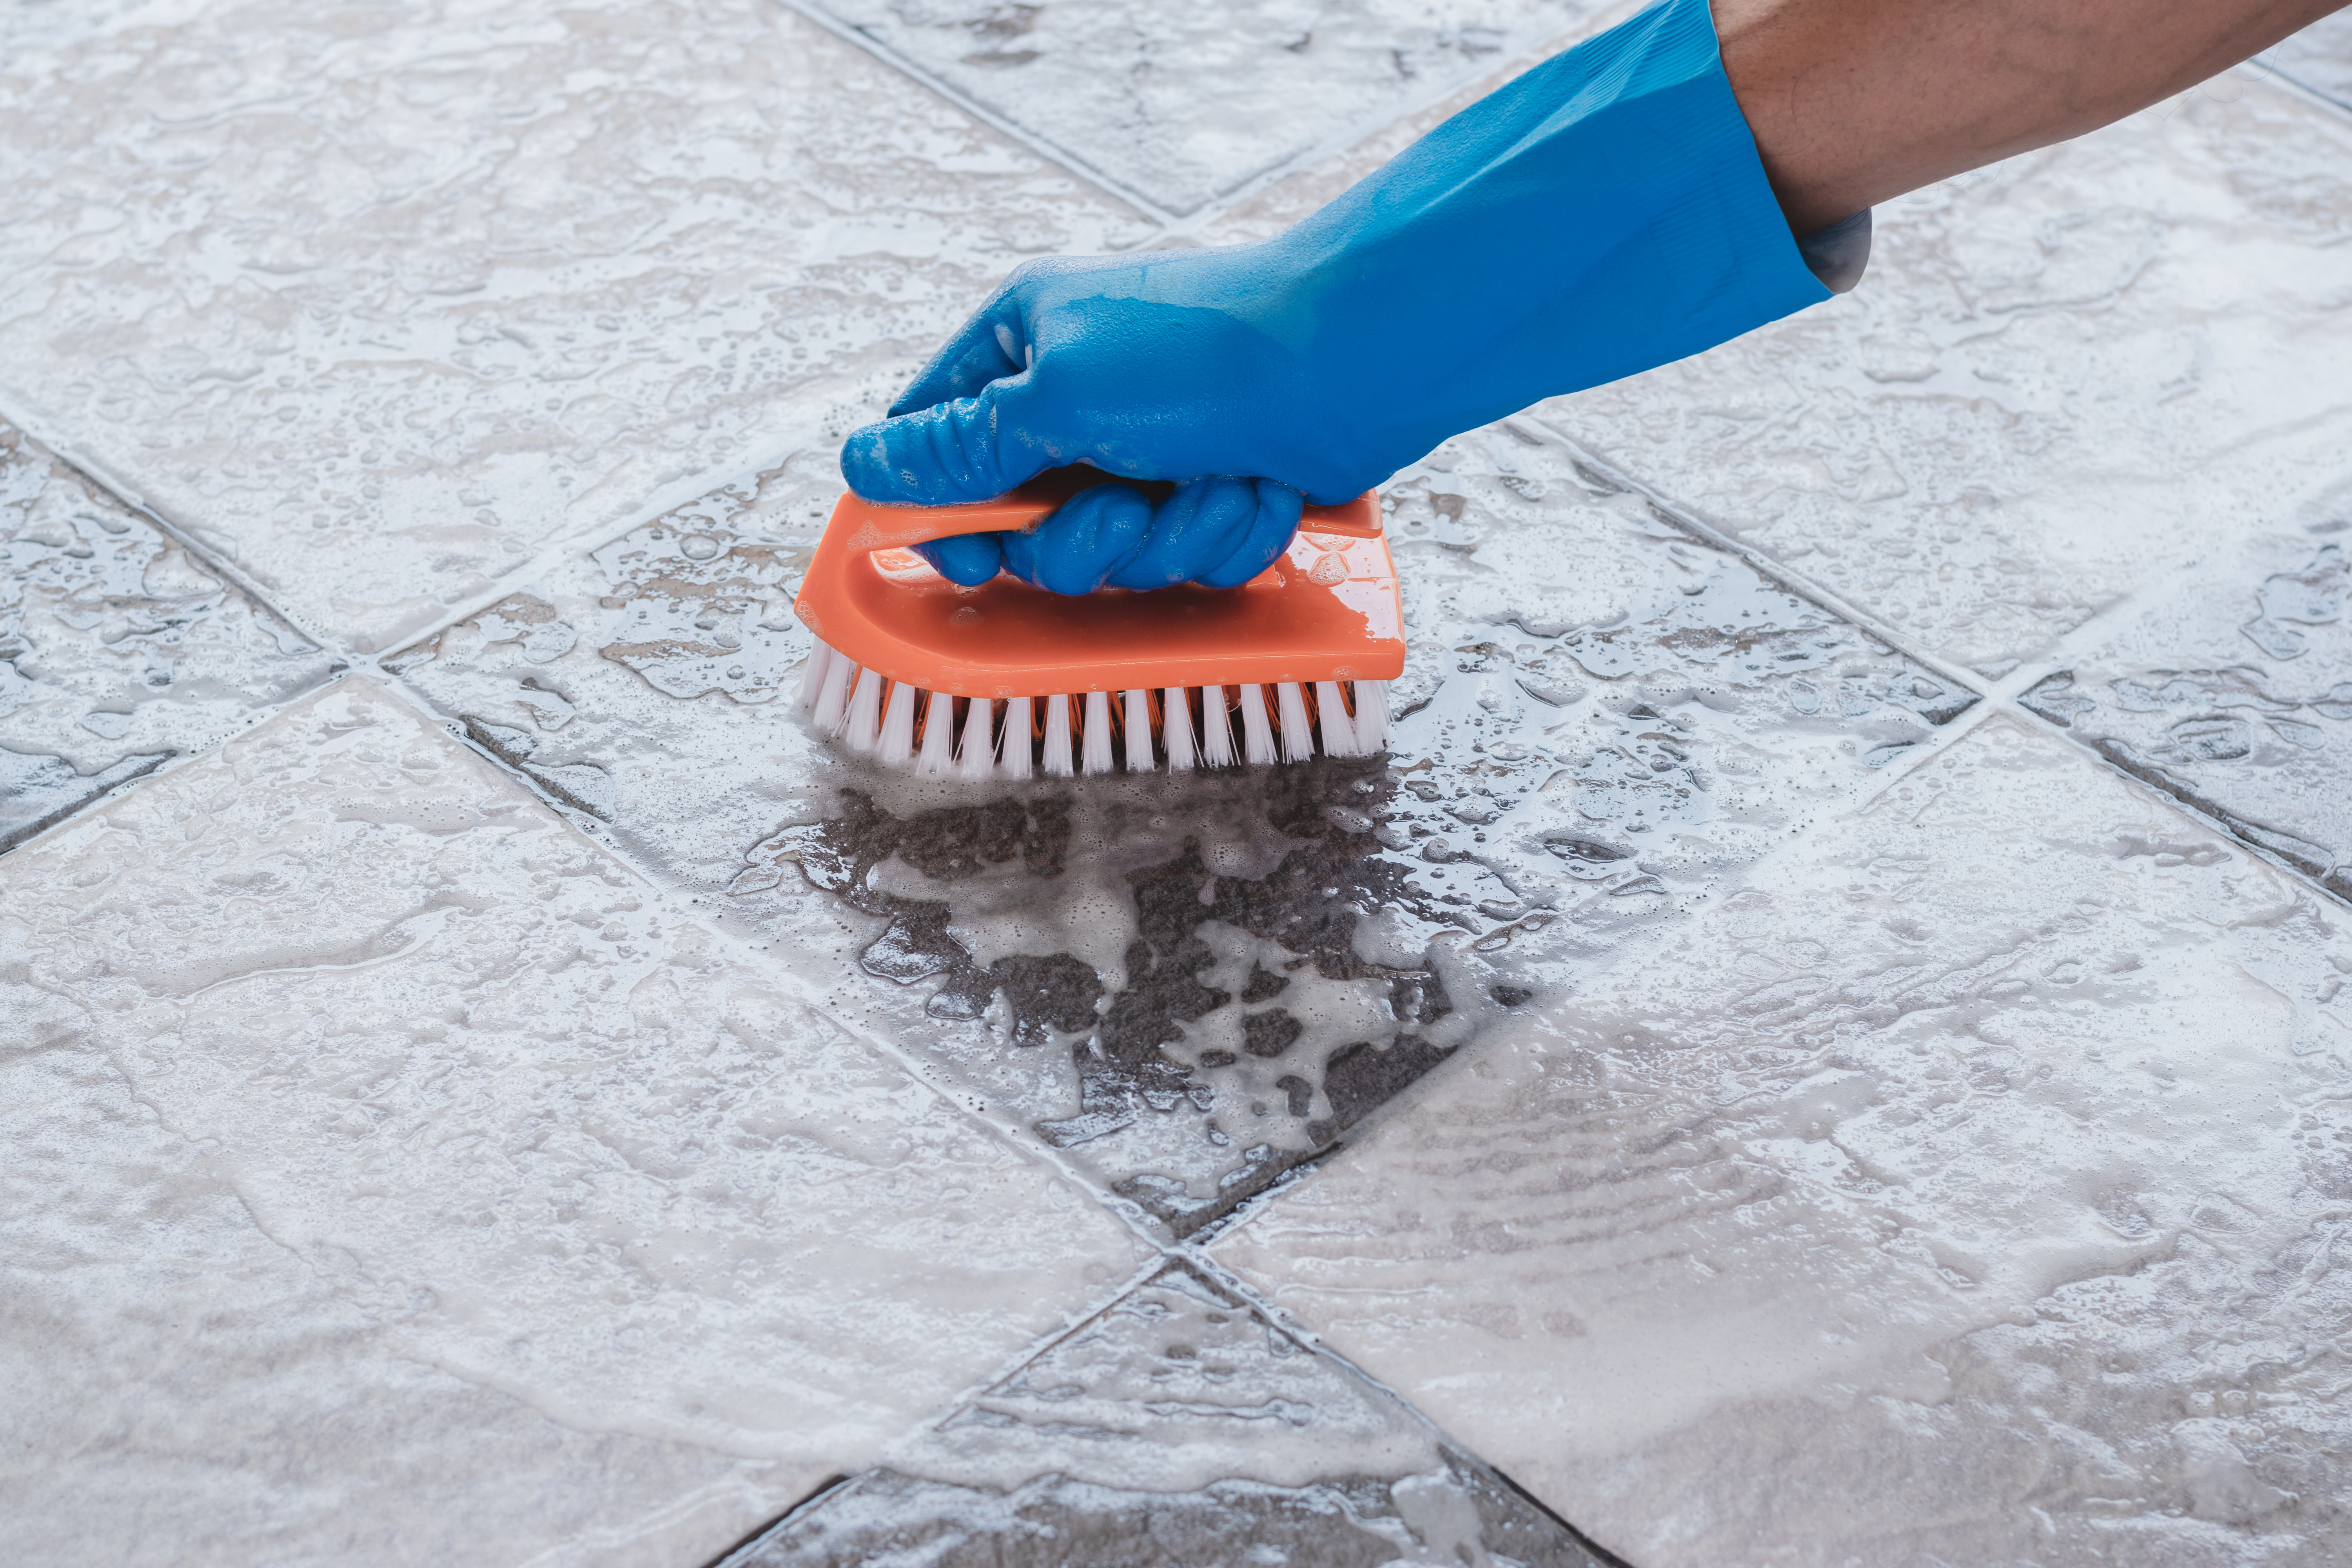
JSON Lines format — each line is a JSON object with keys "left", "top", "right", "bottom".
{"left": 2010, "top": 694, "right": 2352, "bottom": 910}
{"left": 366, "top": 435, "right": 827, "bottom": 664}
{"left": 364, "top": 665, "right": 1191, "bottom": 1262}
{"left": 2248, "top": 56, "right": 2352, "bottom": 125}
{"left": 1512, "top": 412, "right": 2352, "bottom": 913}
{"left": 1151, "top": 11, "right": 1633, "bottom": 242}
{"left": 0, "top": 388, "right": 349, "bottom": 664}
{"left": 771, "top": 0, "right": 1182, "bottom": 232}
{"left": 1173, "top": 1242, "right": 1638, "bottom": 1566}
{"left": 1511, "top": 415, "right": 1998, "bottom": 699}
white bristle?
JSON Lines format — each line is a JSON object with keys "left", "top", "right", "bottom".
{"left": 1202, "top": 686, "right": 1236, "bottom": 767}
{"left": 1082, "top": 692, "right": 1116, "bottom": 775}
{"left": 1239, "top": 683, "right": 1276, "bottom": 765}
{"left": 843, "top": 668, "right": 886, "bottom": 751}
{"left": 795, "top": 641, "right": 835, "bottom": 710}
{"left": 1122, "top": 690, "right": 1155, "bottom": 771}
{"left": 813, "top": 661, "right": 1388, "bottom": 774}
{"left": 1044, "top": 694, "right": 1076, "bottom": 777}
{"left": 916, "top": 691, "right": 955, "bottom": 775}
{"left": 1162, "top": 687, "right": 1196, "bottom": 771}
{"left": 1274, "top": 682, "right": 1313, "bottom": 763}
{"left": 956, "top": 699, "right": 995, "bottom": 779}
{"left": 1001, "top": 696, "right": 1034, "bottom": 779}
{"left": 1316, "top": 680, "right": 1359, "bottom": 757}
{"left": 811, "top": 654, "right": 857, "bottom": 734}
{"left": 877, "top": 681, "right": 916, "bottom": 766}
{"left": 1351, "top": 679, "right": 1389, "bottom": 752}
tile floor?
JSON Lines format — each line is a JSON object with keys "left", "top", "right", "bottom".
{"left": 4, "top": 4, "right": 2348, "bottom": 1566}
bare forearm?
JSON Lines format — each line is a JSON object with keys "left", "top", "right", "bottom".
{"left": 1715, "top": 0, "right": 2345, "bottom": 234}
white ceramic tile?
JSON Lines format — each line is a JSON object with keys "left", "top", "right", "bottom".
{"left": 1535, "top": 76, "right": 2352, "bottom": 681}
{"left": 2022, "top": 526, "right": 2352, "bottom": 899}
{"left": 2261, "top": 7, "right": 2352, "bottom": 112}
{"left": 387, "top": 420, "right": 1975, "bottom": 1239}
{"left": 801, "top": 0, "right": 1604, "bottom": 218}
{"left": 1217, "top": 717, "right": 2352, "bottom": 1565}
{"left": 1, "top": 418, "right": 331, "bottom": 850}
{"left": 0, "top": 675, "right": 1147, "bottom": 1568}
{"left": 726, "top": 1262, "right": 1613, "bottom": 1565}
{"left": 0, "top": 0, "right": 1151, "bottom": 655}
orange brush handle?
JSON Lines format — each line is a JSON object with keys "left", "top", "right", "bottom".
{"left": 836, "top": 467, "right": 1383, "bottom": 554}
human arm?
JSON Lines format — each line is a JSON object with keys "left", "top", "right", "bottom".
{"left": 849, "top": 0, "right": 2346, "bottom": 593}
{"left": 1719, "top": 0, "right": 2345, "bottom": 234}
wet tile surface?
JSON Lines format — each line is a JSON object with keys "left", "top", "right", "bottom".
{"left": 1217, "top": 719, "right": 2352, "bottom": 1566}
{"left": 1534, "top": 76, "right": 2352, "bottom": 681}
{"left": 1, "top": 418, "right": 331, "bottom": 851}
{"left": 9, "top": 0, "right": 2352, "bottom": 1561}
{"left": 724, "top": 1261, "right": 1614, "bottom": 1567}
{"left": 390, "top": 420, "right": 1975, "bottom": 1241}
{"left": 2022, "top": 529, "right": 2352, "bottom": 899}
{"left": 800, "top": 0, "right": 1603, "bottom": 217}
{"left": 2262, "top": 7, "right": 2352, "bottom": 111}
{"left": 0, "top": 0, "right": 1150, "bottom": 654}
{"left": 0, "top": 677, "right": 1147, "bottom": 1568}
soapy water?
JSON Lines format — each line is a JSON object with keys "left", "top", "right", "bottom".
{"left": 804, "top": 0, "right": 1608, "bottom": 217}
{"left": 0, "top": 0, "right": 1157, "bottom": 655}
{"left": 394, "top": 420, "right": 1976, "bottom": 1238}
{"left": 2025, "top": 538, "right": 2352, "bottom": 900}
{"left": 0, "top": 421, "right": 332, "bottom": 851}
{"left": 1213, "top": 718, "right": 2352, "bottom": 1565}
{"left": 724, "top": 1262, "right": 1616, "bottom": 1567}
{"left": 1526, "top": 72, "right": 2352, "bottom": 683}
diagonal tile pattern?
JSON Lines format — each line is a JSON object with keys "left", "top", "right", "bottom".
{"left": 1217, "top": 719, "right": 2352, "bottom": 1565}
{"left": 1534, "top": 73, "right": 2352, "bottom": 681}
{"left": 5, "top": 2, "right": 2352, "bottom": 1565}
{"left": 387, "top": 421, "right": 1971, "bottom": 1239}
{"left": 795, "top": 0, "right": 1610, "bottom": 218}
{"left": 2024, "top": 530, "right": 2352, "bottom": 900}
{"left": 724, "top": 1262, "right": 1616, "bottom": 1566}
{"left": 1, "top": 418, "right": 332, "bottom": 850}
{"left": 0, "top": 0, "right": 1150, "bottom": 654}
{"left": 0, "top": 678, "right": 1148, "bottom": 1567}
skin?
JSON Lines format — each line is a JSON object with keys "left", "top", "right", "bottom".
{"left": 1715, "top": 0, "right": 2350, "bottom": 235}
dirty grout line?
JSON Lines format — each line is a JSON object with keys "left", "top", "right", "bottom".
{"left": 363, "top": 665, "right": 1191, "bottom": 1269}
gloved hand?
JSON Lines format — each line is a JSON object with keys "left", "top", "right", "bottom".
{"left": 914, "top": 472, "right": 1305, "bottom": 592}
{"left": 846, "top": 0, "right": 1844, "bottom": 592}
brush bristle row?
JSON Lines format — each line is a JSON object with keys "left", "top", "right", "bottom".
{"left": 796, "top": 642, "right": 1392, "bottom": 779}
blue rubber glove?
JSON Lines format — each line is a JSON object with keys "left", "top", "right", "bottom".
{"left": 846, "top": 0, "right": 1839, "bottom": 592}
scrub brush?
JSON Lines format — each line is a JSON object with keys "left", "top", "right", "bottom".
{"left": 792, "top": 466, "right": 1403, "bottom": 777}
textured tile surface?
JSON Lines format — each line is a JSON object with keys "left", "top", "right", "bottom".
{"left": 390, "top": 420, "right": 1974, "bottom": 1240}
{"left": 0, "top": 0, "right": 1149, "bottom": 653}
{"left": 2262, "top": 7, "right": 2352, "bottom": 111}
{"left": 2022, "top": 528, "right": 2352, "bottom": 899}
{"left": 0, "top": 677, "right": 1147, "bottom": 1568}
{"left": 801, "top": 0, "right": 1603, "bottom": 217}
{"left": 1, "top": 418, "right": 330, "bottom": 851}
{"left": 1218, "top": 719, "right": 2352, "bottom": 1566}
{"left": 1535, "top": 76, "right": 2352, "bottom": 681}
{"left": 724, "top": 1262, "right": 1613, "bottom": 1566}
